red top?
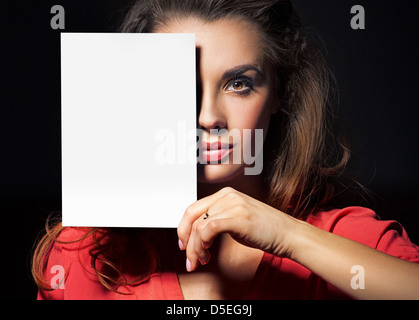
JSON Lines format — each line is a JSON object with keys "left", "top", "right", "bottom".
{"left": 38, "top": 206, "right": 419, "bottom": 300}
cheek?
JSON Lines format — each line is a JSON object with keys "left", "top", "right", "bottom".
{"left": 225, "top": 93, "right": 271, "bottom": 133}
{"left": 224, "top": 94, "right": 272, "bottom": 160}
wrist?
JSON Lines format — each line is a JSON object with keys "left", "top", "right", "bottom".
{"left": 271, "top": 211, "right": 313, "bottom": 260}
{"left": 279, "top": 214, "right": 320, "bottom": 263}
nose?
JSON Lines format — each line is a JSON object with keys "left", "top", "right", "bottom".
{"left": 195, "top": 47, "right": 227, "bottom": 133}
{"left": 197, "top": 86, "right": 227, "bottom": 132}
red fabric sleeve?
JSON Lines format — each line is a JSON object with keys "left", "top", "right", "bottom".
{"left": 307, "top": 206, "right": 419, "bottom": 262}
{"left": 306, "top": 206, "right": 419, "bottom": 299}
{"left": 248, "top": 207, "right": 419, "bottom": 299}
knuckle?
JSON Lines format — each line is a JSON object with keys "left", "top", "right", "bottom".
{"left": 221, "top": 186, "right": 235, "bottom": 194}
{"left": 207, "top": 219, "right": 221, "bottom": 233}
{"left": 225, "top": 190, "right": 238, "bottom": 200}
{"left": 196, "top": 222, "right": 205, "bottom": 233}
{"left": 236, "top": 201, "right": 249, "bottom": 210}
{"left": 225, "top": 191, "right": 246, "bottom": 205}
{"left": 177, "top": 224, "right": 187, "bottom": 238}
{"left": 191, "top": 220, "right": 199, "bottom": 232}
{"left": 184, "top": 205, "right": 195, "bottom": 218}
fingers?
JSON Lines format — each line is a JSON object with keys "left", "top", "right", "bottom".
{"left": 186, "top": 213, "right": 242, "bottom": 272}
{"left": 191, "top": 217, "right": 212, "bottom": 269}
{"left": 177, "top": 187, "right": 233, "bottom": 252}
{"left": 178, "top": 187, "right": 249, "bottom": 272}
{"left": 184, "top": 212, "right": 214, "bottom": 272}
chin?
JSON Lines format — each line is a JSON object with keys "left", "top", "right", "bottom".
{"left": 197, "top": 163, "right": 245, "bottom": 184}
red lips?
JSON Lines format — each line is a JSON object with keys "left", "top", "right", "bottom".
{"left": 199, "top": 140, "right": 234, "bottom": 162}
{"left": 202, "top": 141, "right": 233, "bottom": 150}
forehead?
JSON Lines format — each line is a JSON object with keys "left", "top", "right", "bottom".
{"left": 155, "top": 16, "right": 264, "bottom": 74}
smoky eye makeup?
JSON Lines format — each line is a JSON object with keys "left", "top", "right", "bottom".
{"left": 221, "top": 64, "right": 265, "bottom": 96}
{"left": 224, "top": 75, "right": 256, "bottom": 96}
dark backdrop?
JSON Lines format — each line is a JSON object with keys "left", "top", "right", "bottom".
{"left": 3, "top": 0, "right": 419, "bottom": 299}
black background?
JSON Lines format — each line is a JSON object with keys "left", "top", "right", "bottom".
{"left": 3, "top": 0, "right": 419, "bottom": 300}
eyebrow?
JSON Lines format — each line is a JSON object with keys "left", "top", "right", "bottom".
{"left": 221, "top": 64, "right": 264, "bottom": 81}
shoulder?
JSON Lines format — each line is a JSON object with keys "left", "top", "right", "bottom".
{"left": 305, "top": 206, "right": 419, "bottom": 262}
{"left": 306, "top": 206, "right": 384, "bottom": 231}
{"left": 57, "top": 227, "right": 94, "bottom": 241}
{"left": 305, "top": 207, "right": 383, "bottom": 248}
{"left": 49, "top": 226, "right": 111, "bottom": 267}
{"left": 37, "top": 227, "right": 104, "bottom": 300}
{"left": 306, "top": 206, "right": 396, "bottom": 232}
{"left": 51, "top": 227, "right": 99, "bottom": 257}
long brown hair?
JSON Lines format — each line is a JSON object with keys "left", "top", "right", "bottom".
{"left": 32, "top": 0, "right": 365, "bottom": 294}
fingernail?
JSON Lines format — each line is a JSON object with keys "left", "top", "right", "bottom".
{"left": 199, "top": 252, "right": 211, "bottom": 265}
{"left": 202, "top": 240, "right": 212, "bottom": 249}
{"left": 178, "top": 239, "right": 184, "bottom": 250}
{"left": 186, "top": 258, "right": 192, "bottom": 272}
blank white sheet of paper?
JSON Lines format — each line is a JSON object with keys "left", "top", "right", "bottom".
{"left": 61, "top": 33, "right": 196, "bottom": 228}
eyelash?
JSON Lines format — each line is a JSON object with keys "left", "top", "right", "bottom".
{"left": 224, "top": 76, "right": 255, "bottom": 96}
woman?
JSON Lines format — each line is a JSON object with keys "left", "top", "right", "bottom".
{"left": 33, "top": 0, "right": 419, "bottom": 299}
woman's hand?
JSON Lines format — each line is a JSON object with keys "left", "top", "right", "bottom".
{"left": 177, "top": 187, "right": 419, "bottom": 299}
{"left": 177, "top": 187, "right": 301, "bottom": 272}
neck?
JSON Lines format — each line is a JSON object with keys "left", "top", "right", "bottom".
{"left": 197, "top": 173, "right": 267, "bottom": 203}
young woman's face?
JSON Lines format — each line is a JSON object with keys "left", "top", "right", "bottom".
{"left": 155, "top": 16, "right": 276, "bottom": 183}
